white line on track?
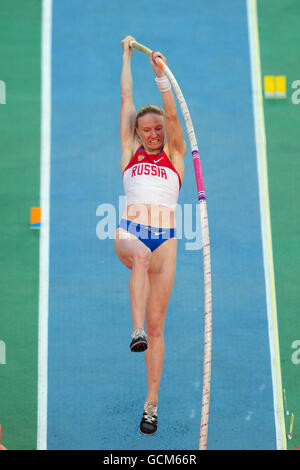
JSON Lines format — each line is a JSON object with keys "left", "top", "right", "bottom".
{"left": 37, "top": 0, "right": 52, "bottom": 451}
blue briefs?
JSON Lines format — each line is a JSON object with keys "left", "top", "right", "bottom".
{"left": 118, "top": 218, "right": 176, "bottom": 252}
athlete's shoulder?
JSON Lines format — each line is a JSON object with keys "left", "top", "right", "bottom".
{"left": 133, "top": 144, "right": 145, "bottom": 156}
{"left": 163, "top": 141, "right": 184, "bottom": 184}
{"left": 123, "top": 143, "right": 146, "bottom": 173}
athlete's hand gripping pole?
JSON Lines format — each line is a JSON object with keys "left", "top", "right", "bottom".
{"left": 130, "top": 40, "right": 212, "bottom": 451}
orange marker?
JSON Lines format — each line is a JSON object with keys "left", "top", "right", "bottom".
{"left": 30, "top": 207, "right": 41, "bottom": 229}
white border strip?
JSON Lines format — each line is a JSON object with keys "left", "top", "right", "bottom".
{"left": 37, "top": 0, "right": 52, "bottom": 450}
{"left": 246, "top": 0, "right": 286, "bottom": 450}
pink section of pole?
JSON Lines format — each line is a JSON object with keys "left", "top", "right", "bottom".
{"left": 192, "top": 151, "right": 206, "bottom": 199}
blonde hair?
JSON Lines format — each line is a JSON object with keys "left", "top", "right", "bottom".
{"left": 135, "top": 104, "right": 165, "bottom": 129}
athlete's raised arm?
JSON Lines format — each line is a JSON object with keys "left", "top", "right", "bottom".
{"left": 150, "top": 51, "right": 186, "bottom": 171}
{"left": 120, "top": 36, "right": 138, "bottom": 171}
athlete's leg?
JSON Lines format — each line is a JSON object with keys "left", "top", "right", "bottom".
{"left": 144, "top": 237, "right": 177, "bottom": 403}
{"left": 114, "top": 228, "right": 151, "bottom": 332}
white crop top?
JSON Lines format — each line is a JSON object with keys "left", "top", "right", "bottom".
{"left": 123, "top": 146, "right": 181, "bottom": 211}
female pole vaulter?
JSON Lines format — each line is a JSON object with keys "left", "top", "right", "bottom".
{"left": 114, "top": 35, "right": 186, "bottom": 435}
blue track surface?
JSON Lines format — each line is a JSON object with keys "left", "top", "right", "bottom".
{"left": 47, "top": 0, "right": 276, "bottom": 449}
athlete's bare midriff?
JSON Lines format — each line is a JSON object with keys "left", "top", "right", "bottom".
{"left": 122, "top": 203, "right": 176, "bottom": 228}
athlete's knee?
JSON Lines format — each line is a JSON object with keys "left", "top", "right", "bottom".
{"left": 132, "top": 249, "right": 151, "bottom": 270}
{"left": 146, "top": 316, "right": 164, "bottom": 339}
{"left": 147, "top": 327, "right": 164, "bottom": 340}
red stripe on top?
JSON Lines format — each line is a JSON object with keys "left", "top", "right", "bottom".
{"left": 123, "top": 146, "right": 182, "bottom": 189}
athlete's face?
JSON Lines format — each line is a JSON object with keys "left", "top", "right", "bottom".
{"left": 136, "top": 113, "right": 165, "bottom": 153}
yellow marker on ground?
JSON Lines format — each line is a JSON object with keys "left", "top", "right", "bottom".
{"left": 288, "top": 413, "right": 294, "bottom": 440}
{"left": 275, "top": 76, "right": 286, "bottom": 98}
{"left": 264, "top": 76, "right": 275, "bottom": 97}
{"left": 264, "top": 75, "right": 286, "bottom": 98}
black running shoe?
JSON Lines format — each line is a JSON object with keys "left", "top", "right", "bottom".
{"left": 130, "top": 328, "right": 148, "bottom": 352}
{"left": 140, "top": 401, "right": 158, "bottom": 435}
